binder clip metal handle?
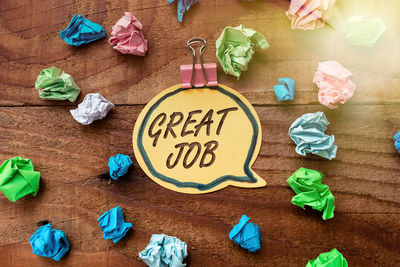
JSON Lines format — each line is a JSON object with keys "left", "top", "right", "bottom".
{"left": 180, "top": 37, "right": 218, "bottom": 89}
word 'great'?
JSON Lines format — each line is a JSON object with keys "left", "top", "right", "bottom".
{"left": 147, "top": 107, "right": 239, "bottom": 169}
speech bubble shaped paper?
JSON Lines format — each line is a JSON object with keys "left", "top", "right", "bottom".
{"left": 132, "top": 84, "right": 266, "bottom": 194}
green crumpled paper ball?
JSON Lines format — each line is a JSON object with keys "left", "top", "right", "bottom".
{"left": 35, "top": 66, "right": 81, "bottom": 102}
{"left": 343, "top": 15, "right": 386, "bottom": 47}
{"left": 0, "top": 156, "right": 40, "bottom": 202}
{"left": 287, "top": 167, "right": 335, "bottom": 220}
{"left": 216, "top": 24, "right": 269, "bottom": 79}
{"left": 306, "top": 248, "right": 348, "bottom": 267}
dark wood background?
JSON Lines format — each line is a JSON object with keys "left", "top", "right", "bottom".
{"left": 1, "top": 0, "right": 399, "bottom": 266}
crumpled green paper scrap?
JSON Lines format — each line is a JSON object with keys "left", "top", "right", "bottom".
{"left": 35, "top": 67, "right": 81, "bottom": 102}
{"left": 343, "top": 15, "right": 386, "bottom": 47}
{"left": 287, "top": 167, "right": 335, "bottom": 220}
{"left": 0, "top": 156, "right": 40, "bottom": 202}
{"left": 306, "top": 248, "right": 348, "bottom": 267}
{"left": 216, "top": 25, "right": 269, "bottom": 79}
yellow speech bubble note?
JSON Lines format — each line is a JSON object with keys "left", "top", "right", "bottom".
{"left": 132, "top": 84, "right": 266, "bottom": 194}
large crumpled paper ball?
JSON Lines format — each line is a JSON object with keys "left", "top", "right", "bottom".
{"left": 343, "top": 15, "right": 386, "bottom": 47}
{"left": 30, "top": 224, "right": 70, "bottom": 261}
{"left": 60, "top": 14, "right": 105, "bottom": 46}
{"left": 287, "top": 167, "right": 335, "bottom": 220}
{"left": 0, "top": 156, "right": 40, "bottom": 202}
{"left": 139, "top": 234, "right": 187, "bottom": 267}
{"left": 313, "top": 61, "right": 356, "bottom": 109}
{"left": 35, "top": 66, "right": 81, "bottom": 102}
{"left": 70, "top": 93, "right": 114, "bottom": 125}
{"left": 109, "top": 12, "right": 148, "bottom": 56}
{"left": 216, "top": 25, "right": 269, "bottom": 79}
{"left": 286, "top": 0, "right": 337, "bottom": 30}
{"left": 289, "top": 111, "right": 337, "bottom": 160}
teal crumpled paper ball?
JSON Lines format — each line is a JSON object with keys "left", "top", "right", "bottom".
{"left": 394, "top": 131, "right": 400, "bottom": 154}
{"left": 97, "top": 206, "right": 132, "bottom": 243}
{"left": 289, "top": 111, "right": 337, "bottom": 160}
{"left": 273, "top": 78, "right": 295, "bottom": 101}
{"left": 229, "top": 214, "right": 261, "bottom": 252}
{"left": 168, "top": 0, "right": 197, "bottom": 22}
{"left": 60, "top": 14, "right": 105, "bottom": 46}
{"left": 108, "top": 154, "right": 133, "bottom": 180}
{"left": 139, "top": 234, "right": 188, "bottom": 267}
{"left": 30, "top": 224, "right": 70, "bottom": 261}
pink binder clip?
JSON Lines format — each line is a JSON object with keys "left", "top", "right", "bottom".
{"left": 180, "top": 37, "right": 218, "bottom": 88}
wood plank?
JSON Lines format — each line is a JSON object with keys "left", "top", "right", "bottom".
{"left": 0, "top": 105, "right": 399, "bottom": 266}
{"left": 1, "top": 0, "right": 400, "bottom": 106}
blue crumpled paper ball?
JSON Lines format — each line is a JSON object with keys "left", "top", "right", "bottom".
{"left": 229, "top": 215, "right": 261, "bottom": 252}
{"left": 139, "top": 234, "right": 188, "bottom": 267}
{"left": 97, "top": 206, "right": 132, "bottom": 243}
{"left": 108, "top": 154, "right": 133, "bottom": 180}
{"left": 168, "top": 0, "right": 197, "bottom": 23}
{"left": 273, "top": 77, "right": 295, "bottom": 101}
{"left": 394, "top": 131, "right": 400, "bottom": 154}
{"left": 60, "top": 14, "right": 105, "bottom": 46}
{"left": 30, "top": 224, "right": 70, "bottom": 261}
{"left": 288, "top": 111, "right": 337, "bottom": 160}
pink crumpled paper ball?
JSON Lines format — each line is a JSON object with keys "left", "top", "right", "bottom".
{"left": 313, "top": 61, "right": 356, "bottom": 109}
{"left": 109, "top": 12, "right": 148, "bottom": 56}
{"left": 286, "top": 0, "right": 337, "bottom": 30}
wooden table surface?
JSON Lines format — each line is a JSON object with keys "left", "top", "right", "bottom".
{"left": 1, "top": 0, "right": 399, "bottom": 266}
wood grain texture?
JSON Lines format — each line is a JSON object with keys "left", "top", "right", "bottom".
{"left": 0, "top": 0, "right": 400, "bottom": 266}
{"left": 1, "top": 0, "right": 400, "bottom": 106}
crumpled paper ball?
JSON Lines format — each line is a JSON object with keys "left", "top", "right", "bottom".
{"left": 306, "top": 248, "right": 348, "bottom": 267}
{"left": 35, "top": 66, "right": 81, "bottom": 102}
{"left": 287, "top": 167, "right": 335, "bottom": 220}
{"left": 168, "top": 0, "right": 197, "bottom": 23}
{"left": 394, "top": 131, "right": 400, "bottom": 154}
{"left": 286, "top": 0, "right": 337, "bottom": 30}
{"left": 229, "top": 214, "right": 261, "bottom": 252}
{"left": 97, "top": 206, "right": 132, "bottom": 243}
{"left": 216, "top": 24, "right": 269, "bottom": 79}
{"left": 139, "top": 234, "right": 188, "bottom": 267}
{"left": 60, "top": 14, "right": 105, "bottom": 46}
{"left": 0, "top": 156, "right": 40, "bottom": 202}
{"left": 313, "top": 61, "right": 356, "bottom": 109}
{"left": 70, "top": 93, "right": 114, "bottom": 125}
{"left": 273, "top": 78, "right": 295, "bottom": 101}
{"left": 109, "top": 12, "right": 148, "bottom": 56}
{"left": 108, "top": 154, "right": 133, "bottom": 180}
{"left": 343, "top": 15, "right": 386, "bottom": 47}
{"left": 30, "top": 224, "right": 70, "bottom": 261}
{"left": 289, "top": 111, "right": 337, "bottom": 160}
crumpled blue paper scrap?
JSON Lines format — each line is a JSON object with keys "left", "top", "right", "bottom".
{"left": 60, "top": 14, "right": 106, "bottom": 46}
{"left": 229, "top": 214, "right": 261, "bottom": 252}
{"left": 97, "top": 206, "right": 132, "bottom": 243}
{"left": 289, "top": 112, "right": 337, "bottom": 160}
{"left": 139, "top": 234, "right": 188, "bottom": 267}
{"left": 394, "top": 131, "right": 400, "bottom": 154}
{"left": 274, "top": 78, "right": 295, "bottom": 101}
{"left": 30, "top": 224, "right": 70, "bottom": 261}
{"left": 108, "top": 154, "right": 133, "bottom": 180}
{"left": 168, "top": 0, "right": 197, "bottom": 22}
